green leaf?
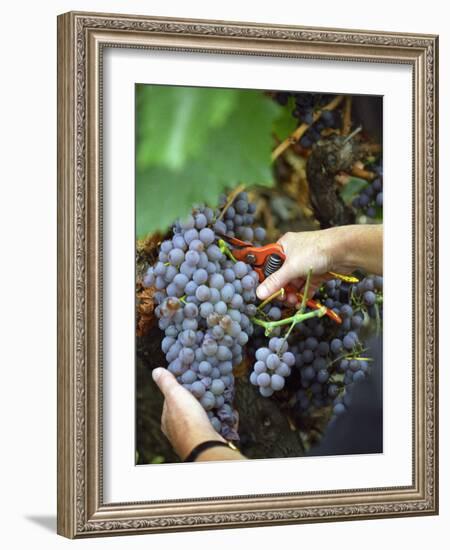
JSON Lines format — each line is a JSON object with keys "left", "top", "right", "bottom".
{"left": 340, "top": 177, "right": 369, "bottom": 205}
{"left": 136, "top": 85, "right": 238, "bottom": 172}
{"left": 272, "top": 95, "right": 297, "bottom": 140}
{"left": 136, "top": 90, "right": 281, "bottom": 237}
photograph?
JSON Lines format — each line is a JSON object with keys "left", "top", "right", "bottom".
{"left": 135, "top": 84, "right": 384, "bottom": 464}
{"left": 56, "top": 11, "right": 437, "bottom": 537}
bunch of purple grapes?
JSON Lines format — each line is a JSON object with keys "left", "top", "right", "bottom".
{"left": 273, "top": 91, "right": 341, "bottom": 148}
{"left": 352, "top": 165, "right": 383, "bottom": 219}
{"left": 214, "top": 195, "right": 266, "bottom": 244}
{"left": 143, "top": 193, "right": 264, "bottom": 440}
{"left": 249, "top": 275, "right": 383, "bottom": 426}
{"left": 249, "top": 337, "right": 296, "bottom": 397}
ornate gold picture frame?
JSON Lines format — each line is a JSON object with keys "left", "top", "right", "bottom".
{"left": 57, "top": 11, "right": 438, "bottom": 538}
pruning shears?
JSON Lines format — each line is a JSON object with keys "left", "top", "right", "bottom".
{"left": 218, "top": 234, "right": 356, "bottom": 325}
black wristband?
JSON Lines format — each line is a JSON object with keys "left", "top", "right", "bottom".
{"left": 183, "top": 440, "right": 238, "bottom": 462}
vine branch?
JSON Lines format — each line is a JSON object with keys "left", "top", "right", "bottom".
{"left": 271, "top": 95, "right": 344, "bottom": 162}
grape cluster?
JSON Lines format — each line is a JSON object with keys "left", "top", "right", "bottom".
{"left": 352, "top": 165, "right": 383, "bottom": 219}
{"left": 249, "top": 337, "right": 296, "bottom": 397}
{"left": 214, "top": 194, "right": 266, "bottom": 244}
{"left": 143, "top": 193, "right": 265, "bottom": 440}
{"left": 273, "top": 91, "right": 341, "bottom": 148}
{"left": 249, "top": 275, "right": 383, "bottom": 428}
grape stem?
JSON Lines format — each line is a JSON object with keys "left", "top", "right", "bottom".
{"left": 342, "top": 96, "right": 352, "bottom": 135}
{"left": 217, "top": 238, "right": 237, "bottom": 263}
{"left": 252, "top": 306, "right": 326, "bottom": 337}
{"left": 327, "top": 347, "right": 370, "bottom": 368}
{"left": 271, "top": 95, "right": 344, "bottom": 161}
{"left": 351, "top": 163, "right": 376, "bottom": 181}
{"left": 299, "top": 267, "right": 313, "bottom": 313}
{"left": 276, "top": 268, "right": 313, "bottom": 353}
{"left": 217, "top": 184, "right": 246, "bottom": 221}
{"left": 257, "top": 288, "right": 285, "bottom": 311}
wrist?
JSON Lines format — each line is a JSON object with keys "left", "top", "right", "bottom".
{"left": 184, "top": 440, "right": 243, "bottom": 462}
{"left": 183, "top": 439, "right": 245, "bottom": 462}
{"left": 194, "top": 444, "right": 245, "bottom": 462}
{"left": 325, "top": 225, "right": 356, "bottom": 272}
{"left": 177, "top": 428, "right": 225, "bottom": 460}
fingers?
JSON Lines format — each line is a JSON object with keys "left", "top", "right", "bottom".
{"left": 152, "top": 367, "right": 180, "bottom": 399}
{"left": 256, "top": 263, "right": 294, "bottom": 300}
{"left": 153, "top": 367, "right": 202, "bottom": 412}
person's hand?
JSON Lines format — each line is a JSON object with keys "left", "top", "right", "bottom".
{"left": 256, "top": 225, "right": 383, "bottom": 301}
{"left": 256, "top": 229, "right": 336, "bottom": 301}
{"left": 152, "top": 367, "right": 224, "bottom": 459}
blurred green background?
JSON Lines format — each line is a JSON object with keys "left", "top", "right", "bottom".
{"left": 135, "top": 84, "right": 286, "bottom": 237}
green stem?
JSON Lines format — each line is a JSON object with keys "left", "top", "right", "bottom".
{"left": 278, "top": 317, "right": 298, "bottom": 353}
{"left": 252, "top": 307, "right": 326, "bottom": 336}
{"left": 328, "top": 347, "right": 370, "bottom": 368}
{"left": 299, "top": 267, "right": 313, "bottom": 313}
{"left": 217, "top": 239, "right": 237, "bottom": 263}
{"left": 257, "top": 288, "right": 285, "bottom": 311}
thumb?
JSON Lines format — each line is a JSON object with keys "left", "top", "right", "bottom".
{"left": 256, "top": 263, "right": 294, "bottom": 300}
{"left": 152, "top": 367, "right": 179, "bottom": 397}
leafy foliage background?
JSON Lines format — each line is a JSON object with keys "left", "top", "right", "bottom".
{"left": 136, "top": 84, "right": 283, "bottom": 236}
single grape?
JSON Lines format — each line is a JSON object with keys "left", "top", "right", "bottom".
{"left": 268, "top": 306, "right": 282, "bottom": 320}
{"left": 199, "top": 361, "right": 212, "bottom": 376}
{"left": 181, "top": 369, "right": 197, "bottom": 384}
{"left": 185, "top": 250, "right": 200, "bottom": 266}
{"left": 255, "top": 347, "right": 271, "bottom": 362}
{"left": 281, "top": 351, "right": 295, "bottom": 367}
{"left": 202, "top": 339, "right": 218, "bottom": 357}
{"left": 353, "top": 371, "right": 366, "bottom": 382}
{"left": 200, "top": 302, "right": 214, "bottom": 318}
{"left": 302, "top": 366, "right": 315, "bottom": 380}
{"left": 254, "top": 361, "right": 266, "bottom": 375}
{"left": 189, "top": 239, "right": 204, "bottom": 253}
{"left": 271, "top": 374, "right": 285, "bottom": 391}
{"left": 221, "top": 283, "right": 235, "bottom": 303}
{"left": 317, "top": 369, "right": 329, "bottom": 383}
{"left": 195, "top": 285, "right": 211, "bottom": 302}
{"left": 330, "top": 338, "right": 342, "bottom": 354}
{"left": 206, "top": 244, "right": 222, "bottom": 261}
{"left": 259, "top": 386, "right": 274, "bottom": 397}
{"left": 333, "top": 403, "right": 346, "bottom": 415}
{"left": 209, "top": 288, "right": 221, "bottom": 304}
{"left": 266, "top": 353, "right": 280, "bottom": 370}
{"left": 211, "top": 379, "right": 225, "bottom": 395}
{"left": 276, "top": 363, "right": 291, "bottom": 377}
{"left": 254, "top": 227, "right": 266, "bottom": 242}
{"left": 184, "top": 302, "right": 198, "bottom": 319}
{"left": 210, "top": 273, "right": 225, "bottom": 290}
{"left": 364, "top": 290, "right": 376, "bottom": 305}
{"left": 233, "top": 261, "right": 248, "bottom": 279}
{"left": 343, "top": 334, "right": 356, "bottom": 350}
{"left": 305, "top": 337, "right": 318, "bottom": 351}
{"left": 214, "top": 301, "right": 227, "bottom": 315}
{"left": 173, "top": 273, "right": 189, "bottom": 289}
{"left": 168, "top": 248, "right": 184, "bottom": 266}
{"left": 257, "top": 372, "right": 271, "bottom": 387}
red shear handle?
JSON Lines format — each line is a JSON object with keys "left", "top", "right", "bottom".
{"left": 232, "top": 242, "right": 286, "bottom": 265}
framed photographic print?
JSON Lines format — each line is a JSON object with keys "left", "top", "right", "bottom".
{"left": 57, "top": 11, "right": 439, "bottom": 538}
